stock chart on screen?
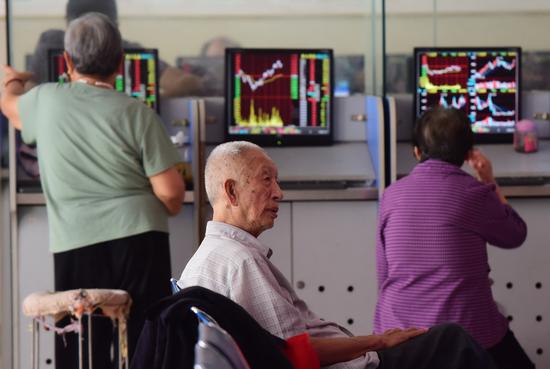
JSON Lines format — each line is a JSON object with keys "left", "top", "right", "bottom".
{"left": 225, "top": 48, "right": 333, "bottom": 146}
{"left": 47, "top": 48, "right": 159, "bottom": 112}
{"left": 414, "top": 48, "right": 521, "bottom": 138}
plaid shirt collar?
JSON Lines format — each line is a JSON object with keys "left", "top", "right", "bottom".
{"left": 206, "top": 221, "right": 272, "bottom": 259}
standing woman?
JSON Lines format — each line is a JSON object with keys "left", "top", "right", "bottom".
{"left": 1, "top": 12, "right": 185, "bottom": 369}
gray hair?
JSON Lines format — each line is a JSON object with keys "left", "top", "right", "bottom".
{"left": 64, "top": 12, "right": 123, "bottom": 77}
{"left": 205, "top": 141, "right": 265, "bottom": 204}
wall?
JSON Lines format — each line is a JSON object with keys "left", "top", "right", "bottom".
{"left": 386, "top": 12, "right": 550, "bottom": 54}
{"left": 4, "top": 9, "right": 550, "bottom": 83}
{"left": 4, "top": 15, "right": 373, "bottom": 71}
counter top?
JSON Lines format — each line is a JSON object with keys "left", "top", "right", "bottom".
{"left": 282, "top": 186, "right": 378, "bottom": 201}
{"left": 17, "top": 186, "right": 378, "bottom": 206}
{"left": 17, "top": 191, "right": 195, "bottom": 206}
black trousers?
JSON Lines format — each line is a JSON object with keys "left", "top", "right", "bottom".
{"left": 378, "top": 323, "right": 497, "bottom": 369}
{"left": 54, "top": 231, "right": 172, "bottom": 369}
{"left": 487, "top": 329, "right": 535, "bottom": 369}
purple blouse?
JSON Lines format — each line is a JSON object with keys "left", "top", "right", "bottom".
{"left": 374, "top": 159, "right": 527, "bottom": 348}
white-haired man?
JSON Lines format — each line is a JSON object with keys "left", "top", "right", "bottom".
{"left": 179, "top": 141, "right": 496, "bottom": 369}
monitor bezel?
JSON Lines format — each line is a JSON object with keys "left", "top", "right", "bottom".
{"left": 47, "top": 48, "right": 161, "bottom": 113}
{"left": 47, "top": 48, "right": 69, "bottom": 85}
{"left": 122, "top": 48, "right": 160, "bottom": 113}
{"left": 413, "top": 46, "right": 522, "bottom": 144}
{"left": 224, "top": 47, "right": 334, "bottom": 147}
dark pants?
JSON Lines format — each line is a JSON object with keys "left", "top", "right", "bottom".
{"left": 378, "top": 323, "right": 497, "bottom": 369}
{"left": 54, "top": 231, "right": 172, "bottom": 369}
{"left": 487, "top": 329, "right": 535, "bottom": 369}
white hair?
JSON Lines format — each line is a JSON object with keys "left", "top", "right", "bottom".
{"left": 205, "top": 141, "right": 265, "bottom": 204}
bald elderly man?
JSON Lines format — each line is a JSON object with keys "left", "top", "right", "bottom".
{"left": 179, "top": 141, "right": 496, "bottom": 369}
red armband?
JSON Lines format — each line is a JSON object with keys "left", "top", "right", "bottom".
{"left": 284, "top": 333, "right": 320, "bottom": 369}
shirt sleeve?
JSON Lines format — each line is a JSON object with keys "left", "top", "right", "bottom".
{"left": 228, "top": 257, "right": 308, "bottom": 339}
{"left": 465, "top": 182, "right": 527, "bottom": 248}
{"left": 140, "top": 110, "right": 182, "bottom": 176}
{"left": 18, "top": 85, "right": 43, "bottom": 145}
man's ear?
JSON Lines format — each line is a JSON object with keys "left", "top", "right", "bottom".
{"left": 223, "top": 179, "right": 239, "bottom": 206}
{"left": 413, "top": 146, "right": 422, "bottom": 161}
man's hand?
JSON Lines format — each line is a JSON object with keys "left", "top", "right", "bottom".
{"left": 308, "top": 326, "right": 427, "bottom": 366}
{"left": 377, "top": 327, "right": 428, "bottom": 349}
{"left": 466, "top": 149, "right": 495, "bottom": 184}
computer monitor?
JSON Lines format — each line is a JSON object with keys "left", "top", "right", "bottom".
{"left": 414, "top": 47, "right": 521, "bottom": 143}
{"left": 225, "top": 48, "right": 334, "bottom": 146}
{"left": 47, "top": 48, "right": 160, "bottom": 112}
{"left": 176, "top": 53, "right": 361, "bottom": 98}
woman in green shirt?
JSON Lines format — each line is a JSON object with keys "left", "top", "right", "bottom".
{"left": 1, "top": 12, "right": 185, "bottom": 369}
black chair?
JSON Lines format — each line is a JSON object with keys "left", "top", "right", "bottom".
{"left": 131, "top": 286, "right": 295, "bottom": 369}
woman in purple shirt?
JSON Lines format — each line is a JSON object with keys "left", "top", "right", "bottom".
{"left": 375, "top": 107, "right": 534, "bottom": 369}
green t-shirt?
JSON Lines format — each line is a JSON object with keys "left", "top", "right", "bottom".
{"left": 19, "top": 82, "right": 181, "bottom": 253}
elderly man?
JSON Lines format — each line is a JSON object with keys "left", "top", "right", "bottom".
{"left": 179, "top": 141, "right": 496, "bottom": 369}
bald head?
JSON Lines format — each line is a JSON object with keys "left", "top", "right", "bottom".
{"left": 206, "top": 141, "right": 283, "bottom": 236}
{"left": 205, "top": 141, "right": 266, "bottom": 205}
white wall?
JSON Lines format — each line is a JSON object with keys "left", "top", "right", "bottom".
{"left": 1, "top": 14, "right": 375, "bottom": 72}
{"left": 2, "top": 7, "right": 550, "bottom": 75}
{"left": 386, "top": 12, "right": 550, "bottom": 54}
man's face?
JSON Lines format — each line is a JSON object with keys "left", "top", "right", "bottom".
{"left": 234, "top": 150, "right": 283, "bottom": 237}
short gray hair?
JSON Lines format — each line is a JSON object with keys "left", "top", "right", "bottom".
{"left": 64, "top": 12, "right": 123, "bottom": 77}
{"left": 205, "top": 141, "right": 265, "bottom": 204}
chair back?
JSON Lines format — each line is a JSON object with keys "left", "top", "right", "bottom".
{"left": 170, "top": 278, "right": 181, "bottom": 294}
{"left": 192, "top": 307, "right": 251, "bottom": 369}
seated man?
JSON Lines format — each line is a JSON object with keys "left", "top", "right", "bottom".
{"left": 179, "top": 141, "right": 496, "bottom": 369}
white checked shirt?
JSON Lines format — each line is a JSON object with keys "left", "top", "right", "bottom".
{"left": 179, "top": 221, "right": 379, "bottom": 369}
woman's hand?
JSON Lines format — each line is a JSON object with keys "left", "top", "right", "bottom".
{"left": 466, "top": 148, "right": 508, "bottom": 204}
{"left": 1, "top": 65, "right": 34, "bottom": 130}
{"left": 2, "top": 65, "right": 33, "bottom": 89}
{"left": 467, "top": 149, "right": 495, "bottom": 184}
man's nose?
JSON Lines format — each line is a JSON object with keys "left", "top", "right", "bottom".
{"left": 273, "top": 181, "right": 283, "bottom": 200}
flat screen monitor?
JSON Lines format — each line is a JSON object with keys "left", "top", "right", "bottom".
{"left": 225, "top": 48, "right": 334, "bottom": 146}
{"left": 414, "top": 47, "right": 521, "bottom": 143}
{"left": 176, "top": 53, "right": 361, "bottom": 98}
{"left": 47, "top": 48, "right": 160, "bottom": 112}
